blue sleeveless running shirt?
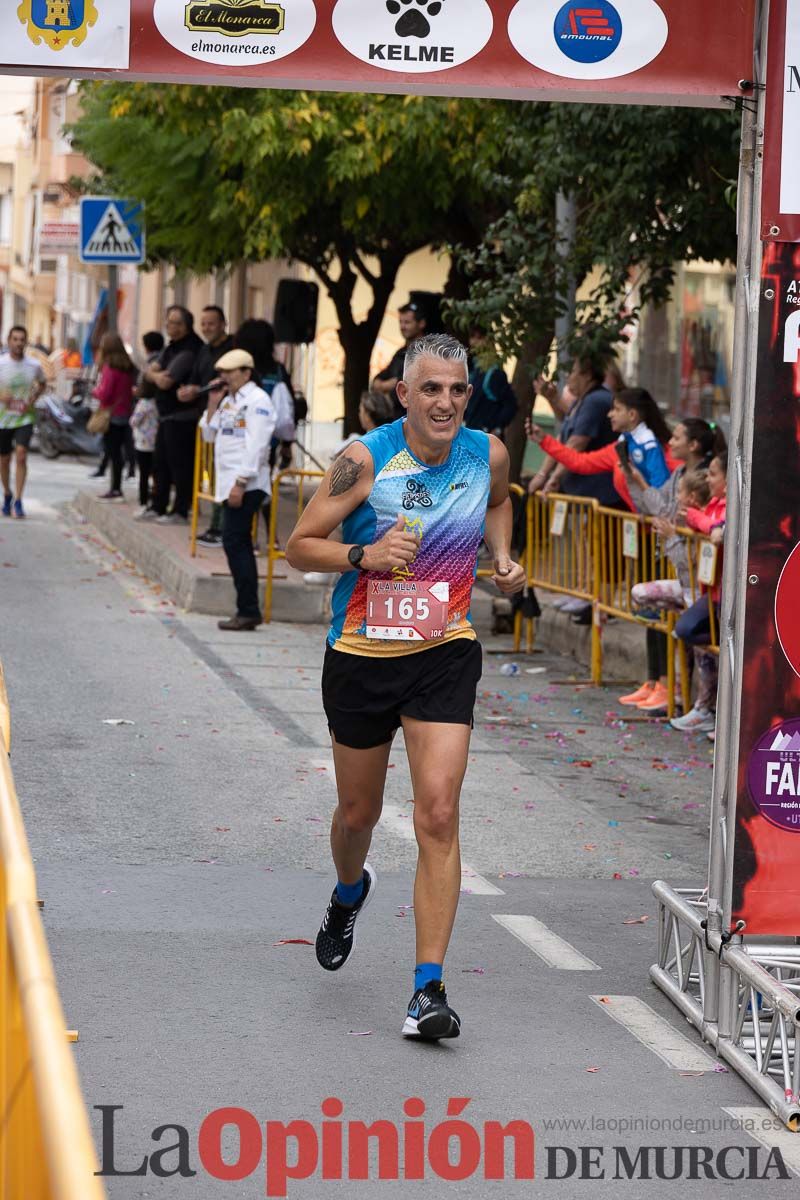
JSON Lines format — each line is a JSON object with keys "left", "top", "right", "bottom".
{"left": 328, "top": 418, "right": 491, "bottom": 657}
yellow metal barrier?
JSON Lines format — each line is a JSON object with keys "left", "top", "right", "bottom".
{"left": 189, "top": 425, "right": 216, "bottom": 556}
{"left": 527, "top": 492, "right": 602, "bottom": 682}
{"left": 0, "top": 665, "right": 106, "bottom": 1200}
{"left": 264, "top": 469, "right": 326, "bottom": 623}
{"left": 594, "top": 506, "right": 684, "bottom": 715}
{"left": 475, "top": 483, "right": 532, "bottom": 654}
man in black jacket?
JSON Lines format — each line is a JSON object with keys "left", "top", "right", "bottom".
{"left": 177, "top": 305, "right": 234, "bottom": 543}
{"left": 145, "top": 306, "right": 204, "bottom": 523}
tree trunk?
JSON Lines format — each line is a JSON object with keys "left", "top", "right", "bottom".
{"left": 338, "top": 326, "right": 376, "bottom": 435}
{"left": 506, "top": 332, "right": 555, "bottom": 484}
{"left": 309, "top": 245, "right": 406, "bottom": 435}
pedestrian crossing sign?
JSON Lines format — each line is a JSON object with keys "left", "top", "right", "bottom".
{"left": 79, "top": 197, "right": 145, "bottom": 264}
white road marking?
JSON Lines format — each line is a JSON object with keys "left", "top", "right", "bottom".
{"left": 493, "top": 914, "right": 600, "bottom": 970}
{"left": 722, "top": 1109, "right": 800, "bottom": 1176}
{"left": 591, "top": 995, "right": 716, "bottom": 1070}
{"left": 308, "top": 762, "right": 504, "bottom": 896}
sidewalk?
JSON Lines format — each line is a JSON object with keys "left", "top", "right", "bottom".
{"left": 71, "top": 487, "right": 649, "bottom": 682}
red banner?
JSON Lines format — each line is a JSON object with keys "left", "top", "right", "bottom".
{"left": 3, "top": 0, "right": 755, "bottom": 109}
{"left": 762, "top": 0, "right": 800, "bottom": 243}
{"left": 731, "top": 239, "right": 800, "bottom": 934}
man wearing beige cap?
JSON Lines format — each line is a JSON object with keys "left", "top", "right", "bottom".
{"left": 199, "top": 349, "right": 276, "bottom": 630}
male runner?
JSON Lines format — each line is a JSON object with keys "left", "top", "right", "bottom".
{"left": 286, "top": 333, "right": 525, "bottom": 1040}
{"left": 0, "top": 326, "right": 46, "bottom": 519}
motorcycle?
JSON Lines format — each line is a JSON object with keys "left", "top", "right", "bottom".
{"left": 34, "top": 387, "right": 103, "bottom": 459}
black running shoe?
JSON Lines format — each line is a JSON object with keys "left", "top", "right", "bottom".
{"left": 402, "top": 981, "right": 461, "bottom": 1040}
{"left": 315, "top": 863, "right": 376, "bottom": 971}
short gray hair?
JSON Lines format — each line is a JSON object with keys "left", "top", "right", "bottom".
{"left": 403, "top": 333, "right": 468, "bottom": 382}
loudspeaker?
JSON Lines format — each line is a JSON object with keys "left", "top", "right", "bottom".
{"left": 274, "top": 279, "right": 319, "bottom": 345}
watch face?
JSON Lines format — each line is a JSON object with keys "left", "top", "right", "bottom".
{"left": 348, "top": 545, "right": 364, "bottom": 567}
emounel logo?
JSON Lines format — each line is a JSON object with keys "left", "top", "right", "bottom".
{"left": 94, "top": 1099, "right": 535, "bottom": 1195}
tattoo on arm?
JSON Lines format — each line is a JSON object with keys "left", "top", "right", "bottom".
{"left": 329, "top": 455, "right": 364, "bottom": 498}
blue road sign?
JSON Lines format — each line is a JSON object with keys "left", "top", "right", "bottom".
{"left": 79, "top": 197, "right": 145, "bottom": 265}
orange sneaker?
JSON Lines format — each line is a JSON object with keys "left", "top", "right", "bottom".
{"left": 637, "top": 681, "right": 670, "bottom": 711}
{"left": 618, "top": 681, "right": 655, "bottom": 705}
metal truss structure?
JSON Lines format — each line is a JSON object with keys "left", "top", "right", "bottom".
{"left": 652, "top": 883, "right": 800, "bottom": 1129}
{"left": 651, "top": 0, "right": 800, "bottom": 1132}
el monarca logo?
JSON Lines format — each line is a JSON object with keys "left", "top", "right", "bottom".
{"left": 184, "top": 0, "right": 285, "bottom": 36}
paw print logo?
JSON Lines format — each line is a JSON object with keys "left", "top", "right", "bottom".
{"left": 386, "top": 0, "right": 443, "bottom": 39}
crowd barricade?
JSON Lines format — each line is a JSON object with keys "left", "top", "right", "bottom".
{"left": 526, "top": 492, "right": 602, "bottom": 682}
{"left": 0, "top": 660, "right": 106, "bottom": 1199}
{"left": 189, "top": 426, "right": 216, "bottom": 557}
{"left": 264, "top": 469, "right": 326, "bottom": 623}
{"left": 475, "top": 483, "right": 532, "bottom": 654}
{"left": 593, "top": 506, "right": 684, "bottom": 716}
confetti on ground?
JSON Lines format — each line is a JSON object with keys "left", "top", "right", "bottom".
{"left": 622, "top": 916, "right": 650, "bottom": 925}
{"left": 347, "top": 1031, "right": 373, "bottom": 1036}
{"left": 462, "top": 968, "right": 486, "bottom": 975}
{"left": 679, "top": 1072, "right": 705, "bottom": 1078}
{"left": 272, "top": 939, "right": 313, "bottom": 947}
{"left": 586, "top": 1067, "right": 600, "bottom": 1073}
{"left": 102, "top": 719, "right": 135, "bottom": 726}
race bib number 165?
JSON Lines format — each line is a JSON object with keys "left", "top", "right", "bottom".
{"left": 366, "top": 580, "right": 449, "bottom": 641}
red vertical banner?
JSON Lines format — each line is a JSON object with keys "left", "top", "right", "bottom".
{"left": 731, "top": 240, "right": 800, "bottom": 932}
{"left": 731, "top": 0, "right": 800, "bottom": 932}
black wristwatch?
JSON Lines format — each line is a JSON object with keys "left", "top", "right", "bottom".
{"left": 347, "top": 544, "right": 366, "bottom": 570}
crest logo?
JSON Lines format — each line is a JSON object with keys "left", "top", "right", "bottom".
{"left": 17, "top": 0, "right": 98, "bottom": 51}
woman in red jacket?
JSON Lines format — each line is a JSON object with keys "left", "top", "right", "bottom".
{"left": 528, "top": 387, "right": 676, "bottom": 508}
{"left": 93, "top": 333, "right": 137, "bottom": 501}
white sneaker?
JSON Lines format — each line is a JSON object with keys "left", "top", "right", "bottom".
{"left": 550, "top": 595, "right": 571, "bottom": 609}
{"left": 134, "top": 507, "right": 158, "bottom": 521}
{"left": 560, "top": 597, "right": 591, "bottom": 615}
{"left": 155, "top": 513, "right": 188, "bottom": 525}
{"left": 670, "top": 706, "right": 715, "bottom": 732}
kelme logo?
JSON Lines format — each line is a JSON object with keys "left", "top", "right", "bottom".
{"left": 332, "top": 0, "right": 492, "bottom": 74}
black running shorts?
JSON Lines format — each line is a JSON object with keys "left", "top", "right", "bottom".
{"left": 322, "top": 638, "right": 483, "bottom": 750}
{"left": 0, "top": 424, "right": 34, "bottom": 455}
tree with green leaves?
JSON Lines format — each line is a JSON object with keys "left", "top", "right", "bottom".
{"left": 71, "top": 83, "right": 512, "bottom": 430}
{"left": 446, "top": 100, "right": 741, "bottom": 475}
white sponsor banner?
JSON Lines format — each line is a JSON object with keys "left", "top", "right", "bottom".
{"left": 153, "top": 0, "right": 317, "bottom": 67}
{"left": 332, "top": 0, "right": 493, "bottom": 74}
{"left": 39, "top": 221, "right": 80, "bottom": 253}
{"left": 5, "top": 1, "right": 130, "bottom": 69}
{"left": 508, "top": 0, "right": 668, "bottom": 81}
{"left": 781, "top": 0, "right": 800, "bottom": 216}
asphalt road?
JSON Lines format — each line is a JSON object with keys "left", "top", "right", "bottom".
{"left": 2, "top": 457, "right": 797, "bottom": 1199}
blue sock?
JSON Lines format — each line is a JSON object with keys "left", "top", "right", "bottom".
{"left": 415, "top": 962, "right": 443, "bottom": 991}
{"left": 336, "top": 876, "right": 364, "bottom": 906}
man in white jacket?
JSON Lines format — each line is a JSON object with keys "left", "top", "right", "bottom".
{"left": 199, "top": 349, "right": 276, "bottom": 630}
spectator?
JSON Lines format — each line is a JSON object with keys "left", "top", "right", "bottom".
{"left": 371, "top": 301, "right": 429, "bottom": 416}
{"left": 199, "top": 349, "right": 276, "bottom": 631}
{"left": 622, "top": 418, "right": 726, "bottom": 713}
{"left": 0, "top": 325, "right": 47, "bottom": 519}
{"left": 528, "top": 387, "right": 673, "bottom": 509}
{"left": 93, "top": 333, "right": 137, "bottom": 502}
{"left": 145, "top": 306, "right": 203, "bottom": 524}
{"left": 132, "top": 331, "right": 165, "bottom": 517}
{"left": 526, "top": 354, "right": 617, "bottom": 621}
{"left": 670, "top": 450, "right": 728, "bottom": 734}
{"left": 464, "top": 330, "right": 518, "bottom": 436}
{"left": 234, "top": 318, "right": 296, "bottom": 538}
{"left": 177, "top": 305, "right": 234, "bottom": 546}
